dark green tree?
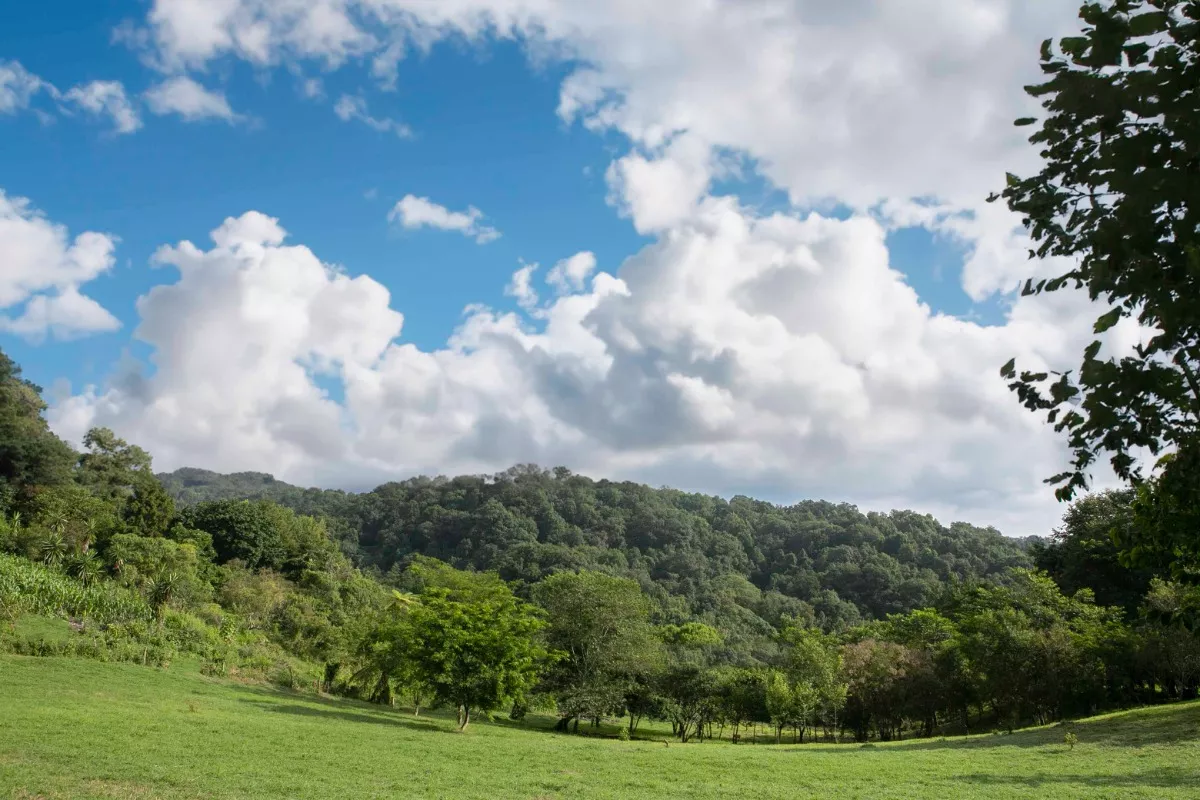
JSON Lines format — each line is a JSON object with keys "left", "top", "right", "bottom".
{"left": 533, "top": 571, "right": 665, "bottom": 731}
{"left": 179, "top": 500, "right": 286, "bottom": 571}
{"left": 0, "top": 349, "right": 75, "bottom": 509}
{"left": 77, "top": 428, "right": 154, "bottom": 504}
{"left": 993, "top": 2, "right": 1200, "bottom": 522}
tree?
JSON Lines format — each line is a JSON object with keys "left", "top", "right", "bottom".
{"left": 713, "top": 668, "right": 767, "bottom": 743}
{"left": 179, "top": 500, "right": 286, "bottom": 571}
{"left": 658, "top": 664, "right": 718, "bottom": 743}
{"left": 106, "top": 533, "right": 211, "bottom": 607}
{"left": 0, "top": 349, "right": 75, "bottom": 508}
{"left": 765, "top": 669, "right": 795, "bottom": 744}
{"left": 533, "top": 571, "right": 665, "bottom": 731}
{"left": 123, "top": 475, "right": 177, "bottom": 538}
{"left": 77, "top": 428, "right": 153, "bottom": 504}
{"left": 403, "top": 582, "right": 548, "bottom": 730}
{"left": 1035, "top": 490, "right": 1157, "bottom": 613}
{"left": 1120, "top": 447, "right": 1200, "bottom": 578}
{"left": 993, "top": 1, "right": 1200, "bottom": 507}
{"left": 780, "top": 622, "right": 847, "bottom": 739}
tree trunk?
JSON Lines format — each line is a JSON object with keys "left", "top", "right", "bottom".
{"left": 457, "top": 704, "right": 471, "bottom": 730}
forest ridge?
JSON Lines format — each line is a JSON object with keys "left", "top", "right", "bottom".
{"left": 157, "top": 465, "right": 1037, "bottom": 633}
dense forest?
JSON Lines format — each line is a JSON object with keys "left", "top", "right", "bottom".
{"left": 158, "top": 466, "right": 1038, "bottom": 640}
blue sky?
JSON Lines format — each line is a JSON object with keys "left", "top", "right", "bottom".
{"left": 0, "top": 1, "right": 1002, "bottom": 394}
{"left": 0, "top": 0, "right": 1092, "bottom": 535}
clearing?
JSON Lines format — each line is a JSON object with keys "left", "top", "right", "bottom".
{"left": 2, "top": 655, "right": 1199, "bottom": 799}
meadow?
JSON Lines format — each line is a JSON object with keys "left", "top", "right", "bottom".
{"left": 3, "top": 654, "right": 1198, "bottom": 800}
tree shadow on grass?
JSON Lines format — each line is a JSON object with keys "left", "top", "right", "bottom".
{"left": 956, "top": 767, "right": 1197, "bottom": 791}
{"left": 237, "top": 699, "right": 458, "bottom": 734}
{"left": 879, "top": 703, "right": 1200, "bottom": 752}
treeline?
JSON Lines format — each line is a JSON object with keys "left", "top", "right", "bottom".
{"left": 159, "top": 466, "right": 1037, "bottom": 653}
{"left": 3, "top": 346, "right": 1199, "bottom": 743}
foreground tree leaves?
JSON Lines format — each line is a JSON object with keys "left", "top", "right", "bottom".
{"left": 993, "top": 0, "right": 1200, "bottom": 503}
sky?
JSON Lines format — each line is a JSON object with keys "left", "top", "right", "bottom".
{"left": 0, "top": 0, "right": 1136, "bottom": 536}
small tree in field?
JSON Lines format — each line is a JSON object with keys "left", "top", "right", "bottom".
{"left": 404, "top": 584, "right": 549, "bottom": 730}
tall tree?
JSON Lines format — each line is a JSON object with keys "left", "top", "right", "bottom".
{"left": 0, "top": 349, "right": 75, "bottom": 510}
{"left": 993, "top": 2, "right": 1200, "bottom": 524}
{"left": 533, "top": 571, "right": 665, "bottom": 731}
{"left": 76, "top": 428, "right": 153, "bottom": 504}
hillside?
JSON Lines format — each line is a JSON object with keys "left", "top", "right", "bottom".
{"left": 2, "top": 655, "right": 1196, "bottom": 800}
{"left": 159, "top": 466, "right": 1035, "bottom": 640}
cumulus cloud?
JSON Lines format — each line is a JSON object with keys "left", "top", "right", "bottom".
{"left": 547, "top": 252, "right": 597, "bottom": 295}
{"left": 63, "top": 80, "right": 142, "bottom": 134}
{"left": 0, "top": 190, "right": 120, "bottom": 341}
{"left": 52, "top": 212, "right": 402, "bottom": 475}
{"left": 505, "top": 262, "right": 539, "bottom": 310}
{"left": 333, "top": 93, "right": 412, "bottom": 137}
{"left": 144, "top": 76, "right": 238, "bottom": 121}
{"left": 51, "top": 204, "right": 1128, "bottom": 534}
{"left": 66, "top": 0, "right": 1127, "bottom": 533}
{"left": 388, "top": 195, "right": 500, "bottom": 243}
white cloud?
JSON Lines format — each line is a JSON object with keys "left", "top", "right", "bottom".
{"left": 131, "top": 1, "right": 1080, "bottom": 205}
{"left": 333, "top": 93, "right": 412, "bottom": 137}
{"left": 144, "top": 76, "right": 238, "bottom": 121}
{"left": 506, "top": 262, "right": 539, "bottom": 310}
{"left": 0, "top": 190, "right": 120, "bottom": 341}
{"left": 0, "top": 60, "right": 46, "bottom": 114}
{"left": 388, "top": 195, "right": 500, "bottom": 244}
{"left": 547, "top": 251, "right": 596, "bottom": 294}
{"left": 63, "top": 81, "right": 142, "bottom": 134}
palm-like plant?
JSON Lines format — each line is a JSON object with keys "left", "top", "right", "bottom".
{"left": 39, "top": 532, "right": 67, "bottom": 568}
{"left": 146, "top": 570, "right": 180, "bottom": 622}
{"left": 67, "top": 551, "right": 103, "bottom": 587}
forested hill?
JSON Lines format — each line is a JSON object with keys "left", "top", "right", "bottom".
{"left": 159, "top": 466, "right": 1035, "bottom": 633}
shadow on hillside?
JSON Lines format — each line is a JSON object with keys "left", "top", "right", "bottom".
{"left": 232, "top": 689, "right": 454, "bottom": 734}
{"left": 956, "top": 767, "right": 1196, "bottom": 790}
{"left": 876, "top": 706, "right": 1200, "bottom": 752}
{"left": 241, "top": 700, "right": 456, "bottom": 733}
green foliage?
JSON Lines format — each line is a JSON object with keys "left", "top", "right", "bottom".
{"left": 123, "top": 474, "right": 178, "bottom": 537}
{"left": 399, "top": 579, "right": 550, "bottom": 729}
{"left": 180, "top": 500, "right": 288, "bottom": 571}
{"left": 1033, "top": 490, "right": 1153, "bottom": 615}
{"left": 1121, "top": 446, "right": 1200, "bottom": 578}
{"left": 77, "top": 427, "right": 154, "bottom": 504}
{"left": 993, "top": 0, "right": 1200, "bottom": 503}
{"left": 160, "top": 466, "right": 1034, "bottom": 644}
{"left": 534, "top": 571, "right": 665, "bottom": 726}
{"left": 1064, "top": 730, "right": 1079, "bottom": 750}
{"left": 0, "top": 348, "right": 76, "bottom": 509}
{"left": 107, "top": 533, "right": 212, "bottom": 607}
{"left": 0, "top": 553, "right": 151, "bottom": 624}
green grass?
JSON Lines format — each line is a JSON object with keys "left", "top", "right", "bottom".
{"left": 2, "top": 656, "right": 1199, "bottom": 799}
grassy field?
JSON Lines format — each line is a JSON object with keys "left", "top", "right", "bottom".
{"left": 2, "top": 655, "right": 1199, "bottom": 799}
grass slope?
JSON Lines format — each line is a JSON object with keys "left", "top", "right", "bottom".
{"left": 2, "top": 656, "right": 1199, "bottom": 800}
